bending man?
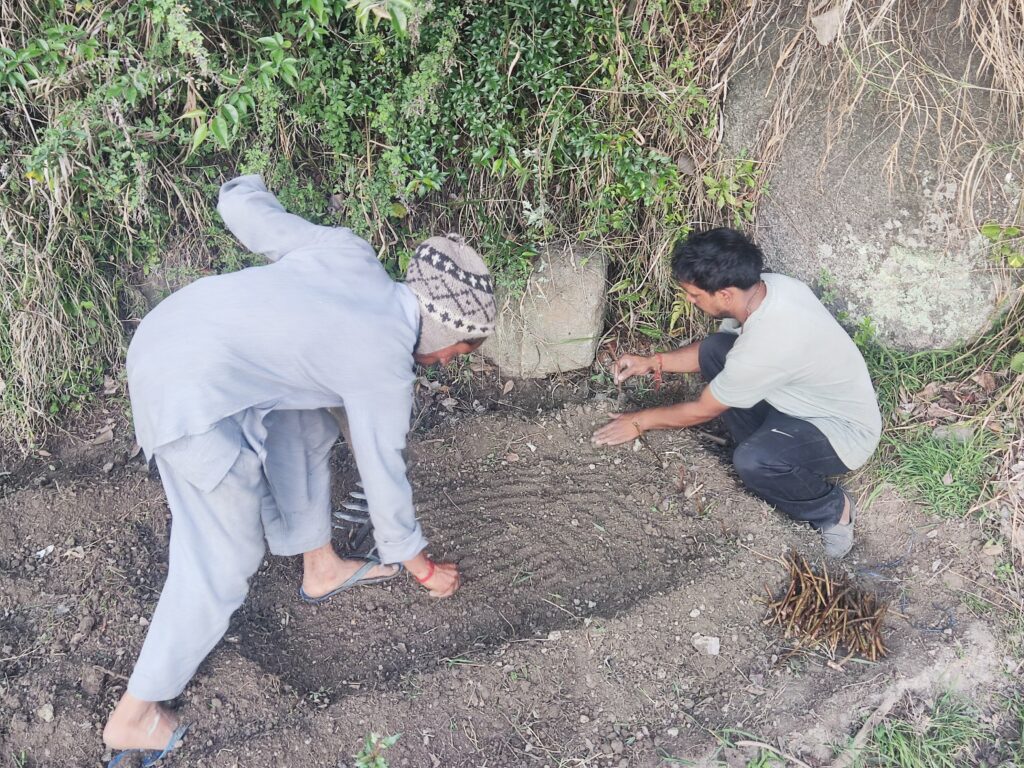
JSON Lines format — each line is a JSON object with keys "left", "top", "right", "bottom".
{"left": 103, "top": 175, "right": 497, "bottom": 756}
{"left": 593, "top": 227, "right": 881, "bottom": 558}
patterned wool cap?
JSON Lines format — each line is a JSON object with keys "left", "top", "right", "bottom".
{"left": 405, "top": 234, "right": 497, "bottom": 355}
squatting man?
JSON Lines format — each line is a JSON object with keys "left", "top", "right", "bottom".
{"left": 102, "top": 175, "right": 497, "bottom": 762}
{"left": 593, "top": 228, "right": 882, "bottom": 559}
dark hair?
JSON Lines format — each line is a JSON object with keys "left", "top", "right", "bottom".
{"left": 671, "top": 227, "right": 764, "bottom": 292}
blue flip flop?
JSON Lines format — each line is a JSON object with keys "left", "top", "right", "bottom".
{"left": 298, "top": 557, "right": 403, "bottom": 605}
{"left": 108, "top": 722, "right": 191, "bottom": 767}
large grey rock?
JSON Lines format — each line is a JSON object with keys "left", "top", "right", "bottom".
{"left": 482, "top": 245, "right": 607, "bottom": 378}
{"left": 721, "top": 1, "right": 1018, "bottom": 350}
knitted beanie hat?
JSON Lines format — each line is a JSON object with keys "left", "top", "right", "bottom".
{"left": 405, "top": 234, "right": 497, "bottom": 355}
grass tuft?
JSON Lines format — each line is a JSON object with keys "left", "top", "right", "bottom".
{"left": 867, "top": 695, "right": 984, "bottom": 768}
{"left": 881, "top": 431, "right": 999, "bottom": 518}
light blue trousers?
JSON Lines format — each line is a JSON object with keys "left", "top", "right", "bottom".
{"left": 126, "top": 409, "right": 338, "bottom": 701}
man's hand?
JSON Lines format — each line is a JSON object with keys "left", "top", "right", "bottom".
{"left": 405, "top": 552, "right": 461, "bottom": 598}
{"left": 420, "top": 561, "right": 460, "bottom": 597}
{"left": 591, "top": 413, "right": 644, "bottom": 447}
{"left": 611, "top": 354, "right": 655, "bottom": 385}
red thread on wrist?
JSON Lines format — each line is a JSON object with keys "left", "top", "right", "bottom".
{"left": 653, "top": 353, "right": 664, "bottom": 391}
{"left": 414, "top": 559, "right": 436, "bottom": 585}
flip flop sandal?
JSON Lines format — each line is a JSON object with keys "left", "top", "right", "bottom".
{"left": 297, "top": 558, "right": 402, "bottom": 605}
{"left": 108, "top": 722, "right": 191, "bottom": 768}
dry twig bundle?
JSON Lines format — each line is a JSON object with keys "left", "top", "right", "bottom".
{"left": 764, "top": 551, "right": 889, "bottom": 662}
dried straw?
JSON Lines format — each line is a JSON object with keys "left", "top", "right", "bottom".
{"left": 763, "top": 550, "right": 889, "bottom": 662}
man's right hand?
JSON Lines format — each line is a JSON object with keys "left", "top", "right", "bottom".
{"left": 420, "top": 561, "right": 461, "bottom": 597}
{"left": 613, "top": 354, "right": 655, "bottom": 384}
{"left": 405, "top": 552, "right": 461, "bottom": 598}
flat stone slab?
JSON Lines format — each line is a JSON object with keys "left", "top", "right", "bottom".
{"left": 482, "top": 244, "right": 607, "bottom": 378}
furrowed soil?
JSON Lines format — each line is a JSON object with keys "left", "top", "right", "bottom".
{"left": 0, "top": 385, "right": 1017, "bottom": 767}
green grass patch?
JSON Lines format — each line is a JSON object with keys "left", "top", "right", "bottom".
{"left": 857, "top": 692, "right": 1024, "bottom": 768}
{"left": 880, "top": 430, "right": 999, "bottom": 518}
{"left": 865, "top": 695, "right": 984, "bottom": 768}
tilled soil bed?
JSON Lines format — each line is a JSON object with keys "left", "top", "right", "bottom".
{"left": 0, "top": 397, "right": 1014, "bottom": 767}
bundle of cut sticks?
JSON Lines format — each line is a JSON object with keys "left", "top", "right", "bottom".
{"left": 763, "top": 550, "right": 889, "bottom": 662}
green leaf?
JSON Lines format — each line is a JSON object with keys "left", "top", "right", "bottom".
{"left": 221, "top": 102, "right": 239, "bottom": 129}
{"left": 1011, "top": 352, "right": 1024, "bottom": 374}
{"left": 212, "top": 114, "right": 230, "bottom": 147}
{"left": 1003, "top": 226, "right": 1021, "bottom": 238}
{"left": 980, "top": 222, "right": 1003, "bottom": 241}
{"left": 190, "top": 122, "right": 209, "bottom": 153}
{"left": 257, "top": 35, "right": 279, "bottom": 49}
{"left": 179, "top": 108, "right": 206, "bottom": 121}
{"left": 389, "top": 5, "right": 408, "bottom": 33}
{"left": 280, "top": 59, "right": 298, "bottom": 86}
{"left": 389, "top": 202, "right": 407, "bottom": 218}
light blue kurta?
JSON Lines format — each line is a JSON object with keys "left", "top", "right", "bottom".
{"left": 127, "top": 175, "right": 427, "bottom": 563}
{"left": 125, "top": 176, "right": 432, "bottom": 700}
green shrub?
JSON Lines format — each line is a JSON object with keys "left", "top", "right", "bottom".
{"left": 1, "top": 0, "right": 726, "bottom": 446}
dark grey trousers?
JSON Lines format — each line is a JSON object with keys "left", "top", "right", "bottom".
{"left": 699, "top": 332, "right": 848, "bottom": 529}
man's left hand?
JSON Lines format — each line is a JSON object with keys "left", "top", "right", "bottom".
{"left": 592, "top": 414, "right": 644, "bottom": 447}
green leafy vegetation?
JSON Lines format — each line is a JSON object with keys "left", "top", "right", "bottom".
{"left": 354, "top": 731, "right": 400, "bottom": 768}
{"left": 981, "top": 220, "right": 1024, "bottom": 269}
{"left": 1, "top": 0, "right": 733, "bottom": 445}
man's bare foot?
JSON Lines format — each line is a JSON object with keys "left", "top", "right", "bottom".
{"left": 103, "top": 693, "right": 178, "bottom": 751}
{"left": 301, "top": 544, "right": 398, "bottom": 599}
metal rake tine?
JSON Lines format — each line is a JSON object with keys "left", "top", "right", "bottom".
{"left": 341, "top": 500, "right": 369, "bottom": 513}
{"left": 348, "top": 490, "right": 367, "bottom": 500}
{"left": 333, "top": 509, "right": 369, "bottom": 523}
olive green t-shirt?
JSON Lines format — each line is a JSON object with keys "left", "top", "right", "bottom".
{"left": 709, "top": 273, "right": 882, "bottom": 470}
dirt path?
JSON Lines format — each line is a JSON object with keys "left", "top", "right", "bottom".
{"left": 0, "top": 398, "right": 1012, "bottom": 767}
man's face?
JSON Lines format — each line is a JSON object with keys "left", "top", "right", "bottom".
{"left": 414, "top": 339, "right": 483, "bottom": 368}
{"left": 679, "top": 281, "right": 732, "bottom": 319}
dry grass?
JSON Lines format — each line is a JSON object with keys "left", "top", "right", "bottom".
{"left": 726, "top": 0, "right": 1022, "bottom": 230}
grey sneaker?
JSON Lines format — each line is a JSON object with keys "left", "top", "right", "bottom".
{"left": 821, "top": 491, "right": 856, "bottom": 558}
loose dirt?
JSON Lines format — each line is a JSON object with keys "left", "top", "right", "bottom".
{"left": 0, "top": 390, "right": 1015, "bottom": 767}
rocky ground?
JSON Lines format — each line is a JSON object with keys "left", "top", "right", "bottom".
{"left": 0, "top": 374, "right": 1019, "bottom": 767}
